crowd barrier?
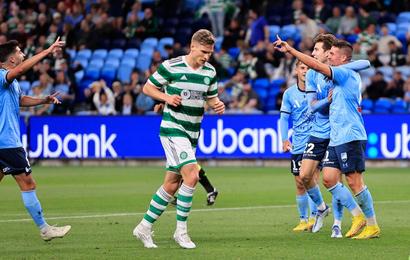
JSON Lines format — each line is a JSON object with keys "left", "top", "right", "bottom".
{"left": 20, "top": 114, "right": 410, "bottom": 160}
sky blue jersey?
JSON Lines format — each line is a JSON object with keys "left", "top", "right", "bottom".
{"left": 279, "top": 84, "right": 313, "bottom": 154}
{"left": 0, "top": 69, "right": 23, "bottom": 148}
{"left": 305, "top": 69, "right": 333, "bottom": 139}
{"left": 329, "top": 66, "right": 367, "bottom": 146}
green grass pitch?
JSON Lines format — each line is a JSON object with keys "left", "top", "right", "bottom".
{"left": 0, "top": 166, "right": 409, "bottom": 259}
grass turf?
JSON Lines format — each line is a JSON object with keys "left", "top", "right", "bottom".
{"left": 0, "top": 166, "right": 409, "bottom": 259}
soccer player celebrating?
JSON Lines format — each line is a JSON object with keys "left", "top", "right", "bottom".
{"left": 0, "top": 38, "right": 71, "bottom": 241}
{"left": 274, "top": 36, "right": 380, "bottom": 239}
{"left": 133, "top": 29, "right": 225, "bottom": 249}
{"left": 279, "top": 60, "right": 318, "bottom": 231}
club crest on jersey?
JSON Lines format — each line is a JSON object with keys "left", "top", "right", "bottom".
{"left": 2, "top": 167, "right": 10, "bottom": 173}
{"left": 181, "top": 89, "right": 191, "bottom": 100}
{"left": 341, "top": 152, "right": 348, "bottom": 162}
{"left": 203, "top": 77, "right": 210, "bottom": 85}
{"left": 180, "top": 151, "right": 188, "bottom": 160}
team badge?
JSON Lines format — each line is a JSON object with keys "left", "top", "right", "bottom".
{"left": 180, "top": 151, "right": 188, "bottom": 160}
{"left": 341, "top": 152, "right": 348, "bottom": 162}
{"left": 181, "top": 89, "right": 191, "bottom": 100}
{"left": 204, "top": 77, "right": 210, "bottom": 85}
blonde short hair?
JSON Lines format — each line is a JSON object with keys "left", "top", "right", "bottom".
{"left": 191, "top": 29, "right": 215, "bottom": 46}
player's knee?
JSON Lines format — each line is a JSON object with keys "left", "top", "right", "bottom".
{"left": 322, "top": 176, "right": 336, "bottom": 189}
{"left": 300, "top": 174, "right": 311, "bottom": 186}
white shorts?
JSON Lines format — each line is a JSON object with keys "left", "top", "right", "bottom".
{"left": 160, "top": 136, "right": 197, "bottom": 173}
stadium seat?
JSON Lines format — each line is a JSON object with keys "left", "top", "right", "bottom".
{"left": 136, "top": 53, "right": 152, "bottom": 71}
{"left": 255, "top": 88, "right": 268, "bottom": 100}
{"left": 74, "top": 70, "right": 84, "bottom": 84}
{"left": 228, "top": 47, "right": 240, "bottom": 59}
{"left": 19, "top": 80, "right": 31, "bottom": 94}
{"left": 397, "top": 22, "right": 410, "bottom": 32}
{"left": 361, "top": 98, "right": 373, "bottom": 113}
{"left": 84, "top": 66, "right": 100, "bottom": 81}
{"left": 377, "top": 66, "right": 394, "bottom": 78}
{"left": 268, "top": 25, "right": 281, "bottom": 42}
{"left": 89, "top": 58, "right": 104, "bottom": 69}
{"left": 100, "top": 65, "right": 117, "bottom": 86}
{"left": 158, "top": 37, "right": 174, "bottom": 58}
{"left": 215, "top": 36, "right": 223, "bottom": 53}
{"left": 66, "top": 49, "right": 76, "bottom": 60}
{"left": 121, "top": 57, "right": 136, "bottom": 68}
{"left": 271, "top": 78, "right": 286, "bottom": 89}
{"left": 117, "top": 65, "right": 133, "bottom": 84}
{"left": 279, "top": 24, "right": 299, "bottom": 41}
{"left": 253, "top": 78, "right": 270, "bottom": 90}
{"left": 395, "top": 65, "right": 410, "bottom": 78}
{"left": 92, "top": 49, "right": 108, "bottom": 60}
{"left": 374, "top": 98, "right": 393, "bottom": 113}
{"left": 73, "top": 57, "right": 88, "bottom": 69}
{"left": 107, "top": 49, "right": 124, "bottom": 60}
{"left": 396, "top": 11, "right": 410, "bottom": 24}
{"left": 76, "top": 49, "right": 92, "bottom": 60}
{"left": 124, "top": 48, "right": 139, "bottom": 59}
{"left": 141, "top": 37, "right": 158, "bottom": 50}
{"left": 392, "top": 99, "right": 408, "bottom": 113}
{"left": 140, "top": 46, "right": 155, "bottom": 57}
{"left": 346, "top": 34, "right": 359, "bottom": 44}
{"left": 105, "top": 58, "right": 120, "bottom": 68}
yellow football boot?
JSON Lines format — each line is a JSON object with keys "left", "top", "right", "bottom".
{"left": 345, "top": 214, "right": 366, "bottom": 238}
{"left": 352, "top": 225, "right": 381, "bottom": 239}
{"left": 293, "top": 220, "right": 309, "bottom": 232}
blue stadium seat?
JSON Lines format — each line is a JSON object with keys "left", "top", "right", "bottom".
{"left": 19, "top": 81, "right": 30, "bottom": 94}
{"left": 158, "top": 37, "right": 174, "bottom": 58}
{"left": 253, "top": 78, "right": 270, "bottom": 90}
{"left": 76, "top": 49, "right": 92, "bottom": 60}
{"left": 265, "top": 96, "right": 278, "bottom": 111}
{"left": 92, "top": 49, "right": 108, "bottom": 60}
{"left": 255, "top": 88, "right": 268, "bottom": 100}
{"left": 89, "top": 58, "right": 104, "bottom": 69}
{"left": 66, "top": 49, "right": 76, "bottom": 60}
{"left": 228, "top": 47, "right": 240, "bottom": 59}
{"left": 100, "top": 65, "right": 117, "bottom": 86}
{"left": 396, "top": 12, "right": 410, "bottom": 24}
{"left": 141, "top": 37, "right": 158, "bottom": 50}
{"left": 136, "top": 53, "right": 152, "bottom": 71}
{"left": 124, "top": 48, "right": 139, "bottom": 59}
{"left": 140, "top": 46, "right": 154, "bottom": 57}
{"left": 105, "top": 58, "right": 120, "bottom": 68}
{"left": 121, "top": 57, "right": 136, "bottom": 68}
{"left": 107, "top": 49, "right": 124, "bottom": 60}
{"left": 395, "top": 65, "right": 410, "bottom": 78}
{"left": 374, "top": 99, "right": 392, "bottom": 113}
{"left": 269, "top": 25, "right": 281, "bottom": 42}
{"left": 74, "top": 70, "right": 84, "bottom": 84}
{"left": 271, "top": 78, "right": 286, "bottom": 89}
{"left": 392, "top": 99, "right": 408, "bottom": 113}
{"left": 346, "top": 34, "right": 359, "bottom": 44}
{"left": 279, "top": 24, "right": 299, "bottom": 41}
{"left": 397, "top": 22, "right": 410, "bottom": 32}
{"left": 215, "top": 36, "right": 223, "bottom": 53}
{"left": 377, "top": 66, "right": 394, "bottom": 78}
{"left": 117, "top": 65, "right": 133, "bottom": 84}
{"left": 84, "top": 66, "right": 100, "bottom": 80}
{"left": 361, "top": 98, "right": 373, "bottom": 113}
{"left": 73, "top": 57, "right": 88, "bottom": 69}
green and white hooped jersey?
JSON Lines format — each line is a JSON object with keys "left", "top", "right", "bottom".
{"left": 148, "top": 55, "right": 218, "bottom": 147}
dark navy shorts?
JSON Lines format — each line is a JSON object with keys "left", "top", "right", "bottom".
{"left": 322, "top": 141, "right": 366, "bottom": 174}
{"left": 0, "top": 147, "right": 32, "bottom": 175}
{"left": 290, "top": 154, "right": 303, "bottom": 176}
{"left": 302, "top": 136, "right": 330, "bottom": 162}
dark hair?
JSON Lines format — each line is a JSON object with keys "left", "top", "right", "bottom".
{"left": 333, "top": 39, "right": 353, "bottom": 60}
{"left": 313, "top": 33, "right": 336, "bottom": 51}
{"left": 0, "top": 40, "right": 19, "bottom": 63}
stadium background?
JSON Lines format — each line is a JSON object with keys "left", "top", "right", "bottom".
{"left": 1, "top": 0, "right": 410, "bottom": 259}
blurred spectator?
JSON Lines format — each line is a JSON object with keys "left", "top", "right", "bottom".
{"left": 93, "top": 81, "right": 116, "bottom": 115}
{"left": 312, "top": 0, "right": 331, "bottom": 23}
{"left": 52, "top": 71, "right": 75, "bottom": 114}
{"left": 385, "top": 71, "right": 405, "bottom": 98}
{"left": 298, "top": 13, "right": 319, "bottom": 41}
{"left": 229, "top": 80, "right": 260, "bottom": 113}
{"left": 29, "top": 85, "right": 52, "bottom": 115}
{"left": 352, "top": 42, "right": 368, "bottom": 60}
{"left": 325, "top": 6, "right": 342, "bottom": 34}
{"left": 275, "top": 82, "right": 288, "bottom": 110}
{"left": 291, "top": 0, "right": 309, "bottom": 24}
{"left": 222, "top": 18, "right": 245, "bottom": 49}
{"left": 200, "top": 0, "right": 227, "bottom": 37}
{"left": 338, "top": 6, "right": 357, "bottom": 36}
{"left": 238, "top": 50, "right": 267, "bottom": 80}
{"left": 387, "top": 41, "right": 406, "bottom": 67}
{"left": 366, "top": 71, "right": 387, "bottom": 100}
{"left": 224, "top": 70, "right": 246, "bottom": 98}
{"left": 214, "top": 47, "right": 233, "bottom": 77}
{"left": 357, "top": 7, "right": 376, "bottom": 31}
{"left": 404, "top": 78, "right": 410, "bottom": 103}
{"left": 112, "top": 81, "right": 125, "bottom": 112}
{"left": 135, "top": 8, "right": 159, "bottom": 39}
{"left": 357, "top": 23, "right": 378, "bottom": 55}
{"left": 9, "top": 23, "right": 28, "bottom": 46}
{"left": 124, "top": 13, "right": 139, "bottom": 39}
{"left": 34, "top": 13, "right": 49, "bottom": 37}
{"left": 247, "top": 9, "right": 269, "bottom": 48}
{"left": 121, "top": 93, "right": 137, "bottom": 115}
{"left": 273, "top": 51, "right": 297, "bottom": 85}
{"left": 135, "top": 92, "right": 155, "bottom": 114}
{"left": 217, "top": 82, "right": 232, "bottom": 107}
{"left": 377, "top": 24, "right": 402, "bottom": 55}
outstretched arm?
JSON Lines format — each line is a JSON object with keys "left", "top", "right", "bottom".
{"left": 273, "top": 35, "right": 332, "bottom": 78}
{"left": 20, "top": 92, "right": 61, "bottom": 107}
{"left": 6, "top": 38, "right": 65, "bottom": 83}
{"left": 341, "top": 60, "right": 370, "bottom": 71}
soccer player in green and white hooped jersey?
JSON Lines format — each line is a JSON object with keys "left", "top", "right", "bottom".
{"left": 133, "top": 29, "right": 225, "bottom": 249}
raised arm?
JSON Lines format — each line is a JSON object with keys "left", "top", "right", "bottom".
{"left": 6, "top": 38, "right": 65, "bottom": 83}
{"left": 341, "top": 60, "right": 370, "bottom": 71}
{"left": 273, "top": 35, "right": 332, "bottom": 78}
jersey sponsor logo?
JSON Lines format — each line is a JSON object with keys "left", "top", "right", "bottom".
{"left": 180, "top": 90, "right": 204, "bottom": 100}
{"left": 181, "top": 89, "right": 191, "bottom": 99}
{"left": 2, "top": 167, "right": 10, "bottom": 173}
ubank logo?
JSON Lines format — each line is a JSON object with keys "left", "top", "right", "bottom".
{"left": 367, "top": 123, "right": 410, "bottom": 159}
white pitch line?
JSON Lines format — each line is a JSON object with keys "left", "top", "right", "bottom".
{"left": 0, "top": 200, "right": 409, "bottom": 223}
